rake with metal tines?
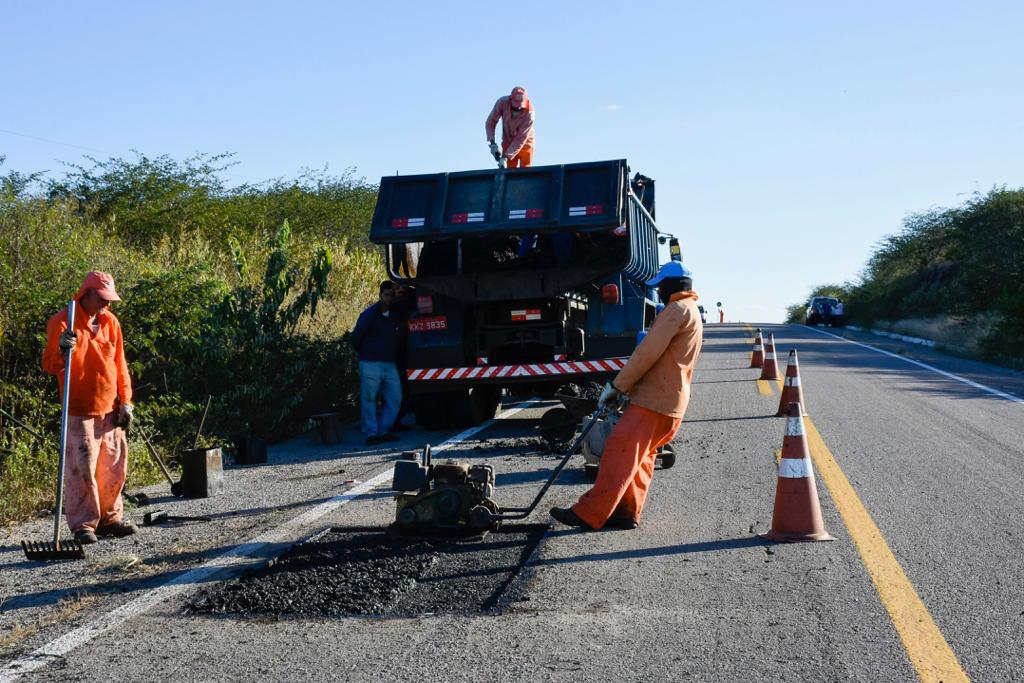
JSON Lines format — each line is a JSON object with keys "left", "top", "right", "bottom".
{"left": 22, "top": 299, "right": 87, "bottom": 561}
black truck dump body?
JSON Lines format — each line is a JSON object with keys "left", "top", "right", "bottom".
{"left": 371, "top": 159, "right": 659, "bottom": 301}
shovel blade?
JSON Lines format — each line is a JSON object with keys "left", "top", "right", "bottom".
{"left": 21, "top": 539, "right": 86, "bottom": 561}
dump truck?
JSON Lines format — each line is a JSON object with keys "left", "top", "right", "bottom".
{"left": 369, "top": 159, "right": 678, "bottom": 429}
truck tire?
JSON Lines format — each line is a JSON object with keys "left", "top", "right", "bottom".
{"left": 450, "top": 387, "right": 502, "bottom": 427}
{"left": 415, "top": 393, "right": 451, "bottom": 430}
{"left": 470, "top": 386, "right": 502, "bottom": 424}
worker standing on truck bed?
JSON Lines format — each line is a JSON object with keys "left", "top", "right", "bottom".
{"left": 42, "top": 271, "right": 136, "bottom": 545}
{"left": 551, "top": 262, "right": 703, "bottom": 530}
{"left": 485, "top": 86, "right": 535, "bottom": 168}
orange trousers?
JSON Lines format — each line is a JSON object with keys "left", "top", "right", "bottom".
{"left": 503, "top": 144, "right": 533, "bottom": 168}
{"left": 572, "top": 404, "right": 681, "bottom": 529}
{"left": 64, "top": 411, "right": 129, "bottom": 532}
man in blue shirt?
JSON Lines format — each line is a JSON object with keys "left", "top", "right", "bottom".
{"left": 351, "top": 281, "right": 408, "bottom": 445}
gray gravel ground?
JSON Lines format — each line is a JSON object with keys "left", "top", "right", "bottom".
{"left": 2, "top": 323, "right": 1022, "bottom": 682}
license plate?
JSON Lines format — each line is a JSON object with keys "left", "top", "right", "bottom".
{"left": 408, "top": 316, "right": 448, "bottom": 332}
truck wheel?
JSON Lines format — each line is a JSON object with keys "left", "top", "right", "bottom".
{"left": 416, "top": 393, "right": 451, "bottom": 430}
{"left": 470, "top": 386, "right": 502, "bottom": 424}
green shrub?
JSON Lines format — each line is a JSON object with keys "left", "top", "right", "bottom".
{"left": 0, "top": 153, "right": 384, "bottom": 525}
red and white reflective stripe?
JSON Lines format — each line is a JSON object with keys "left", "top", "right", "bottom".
{"left": 554, "top": 354, "right": 566, "bottom": 361}
{"left": 451, "top": 212, "right": 485, "bottom": 224}
{"left": 508, "top": 208, "right": 544, "bottom": 220}
{"left": 391, "top": 217, "right": 425, "bottom": 228}
{"left": 407, "top": 357, "right": 627, "bottom": 381}
{"left": 779, "top": 457, "right": 813, "bottom": 479}
{"left": 476, "top": 356, "right": 489, "bottom": 365}
{"left": 569, "top": 204, "right": 604, "bottom": 216}
{"left": 511, "top": 309, "right": 542, "bottom": 321}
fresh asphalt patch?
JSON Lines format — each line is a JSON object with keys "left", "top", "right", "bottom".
{"left": 187, "top": 523, "right": 549, "bottom": 618}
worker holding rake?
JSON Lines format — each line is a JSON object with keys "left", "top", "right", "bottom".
{"left": 551, "top": 262, "right": 703, "bottom": 530}
{"left": 42, "top": 271, "right": 136, "bottom": 545}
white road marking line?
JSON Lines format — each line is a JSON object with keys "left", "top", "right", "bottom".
{"left": 806, "top": 326, "right": 1024, "bottom": 406}
{"left": 0, "top": 400, "right": 540, "bottom": 682}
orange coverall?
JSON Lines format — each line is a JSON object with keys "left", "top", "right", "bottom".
{"left": 42, "top": 301, "right": 132, "bottom": 533}
{"left": 485, "top": 94, "right": 535, "bottom": 168}
{"left": 572, "top": 291, "right": 704, "bottom": 529}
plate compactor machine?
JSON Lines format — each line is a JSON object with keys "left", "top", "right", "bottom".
{"left": 389, "top": 397, "right": 676, "bottom": 535}
{"left": 391, "top": 445, "right": 500, "bottom": 534}
{"left": 391, "top": 413, "right": 607, "bottom": 535}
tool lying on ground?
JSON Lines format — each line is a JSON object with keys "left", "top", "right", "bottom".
{"left": 142, "top": 509, "right": 213, "bottom": 526}
{"left": 22, "top": 299, "right": 86, "bottom": 561}
{"left": 391, "top": 404, "right": 614, "bottom": 534}
{"left": 138, "top": 428, "right": 184, "bottom": 497}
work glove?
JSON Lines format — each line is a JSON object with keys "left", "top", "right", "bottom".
{"left": 58, "top": 329, "right": 77, "bottom": 353}
{"left": 598, "top": 381, "right": 622, "bottom": 409}
{"left": 488, "top": 141, "right": 501, "bottom": 161}
{"left": 117, "top": 403, "right": 134, "bottom": 429}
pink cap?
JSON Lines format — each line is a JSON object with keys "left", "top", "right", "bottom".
{"left": 76, "top": 271, "right": 121, "bottom": 302}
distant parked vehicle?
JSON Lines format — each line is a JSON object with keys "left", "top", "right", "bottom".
{"left": 805, "top": 296, "right": 839, "bottom": 326}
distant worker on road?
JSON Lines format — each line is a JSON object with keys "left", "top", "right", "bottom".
{"left": 42, "top": 271, "right": 136, "bottom": 545}
{"left": 486, "top": 86, "right": 535, "bottom": 168}
{"left": 717, "top": 301, "right": 725, "bottom": 323}
{"left": 550, "top": 262, "right": 703, "bottom": 530}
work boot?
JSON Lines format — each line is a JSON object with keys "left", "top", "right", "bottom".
{"left": 549, "top": 507, "right": 592, "bottom": 530}
{"left": 74, "top": 528, "right": 98, "bottom": 545}
{"left": 605, "top": 513, "right": 639, "bottom": 530}
{"left": 366, "top": 435, "right": 382, "bottom": 446}
{"left": 377, "top": 433, "right": 400, "bottom": 443}
{"left": 96, "top": 520, "right": 138, "bottom": 537}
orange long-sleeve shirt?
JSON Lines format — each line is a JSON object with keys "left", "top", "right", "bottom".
{"left": 42, "top": 304, "right": 132, "bottom": 416}
{"left": 612, "top": 291, "right": 703, "bottom": 418}
{"left": 485, "top": 96, "right": 535, "bottom": 160}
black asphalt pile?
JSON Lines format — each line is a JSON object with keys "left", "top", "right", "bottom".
{"left": 556, "top": 381, "right": 603, "bottom": 400}
{"left": 472, "top": 436, "right": 559, "bottom": 453}
{"left": 189, "top": 524, "right": 548, "bottom": 618}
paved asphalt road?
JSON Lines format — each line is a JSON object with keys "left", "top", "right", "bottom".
{"left": 1, "top": 323, "right": 1021, "bottom": 682}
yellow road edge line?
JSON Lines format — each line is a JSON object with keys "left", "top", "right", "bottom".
{"left": 803, "top": 418, "right": 970, "bottom": 683}
{"left": 755, "top": 379, "right": 775, "bottom": 396}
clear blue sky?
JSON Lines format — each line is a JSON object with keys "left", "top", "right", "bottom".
{"left": 3, "top": 1, "right": 1022, "bottom": 322}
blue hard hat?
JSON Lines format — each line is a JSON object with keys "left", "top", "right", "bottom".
{"left": 646, "top": 261, "right": 693, "bottom": 286}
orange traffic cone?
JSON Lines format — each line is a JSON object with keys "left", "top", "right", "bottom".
{"left": 761, "top": 402, "right": 833, "bottom": 542}
{"left": 758, "top": 333, "right": 781, "bottom": 380}
{"left": 750, "top": 328, "right": 764, "bottom": 368}
{"left": 776, "top": 349, "right": 806, "bottom": 416}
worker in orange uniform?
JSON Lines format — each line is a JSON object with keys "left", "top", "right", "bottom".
{"left": 42, "top": 271, "right": 136, "bottom": 545}
{"left": 486, "top": 86, "right": 535, "bottom": 168}
{"left": 551, "top": 262, "right": 703, "bottom": 530}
